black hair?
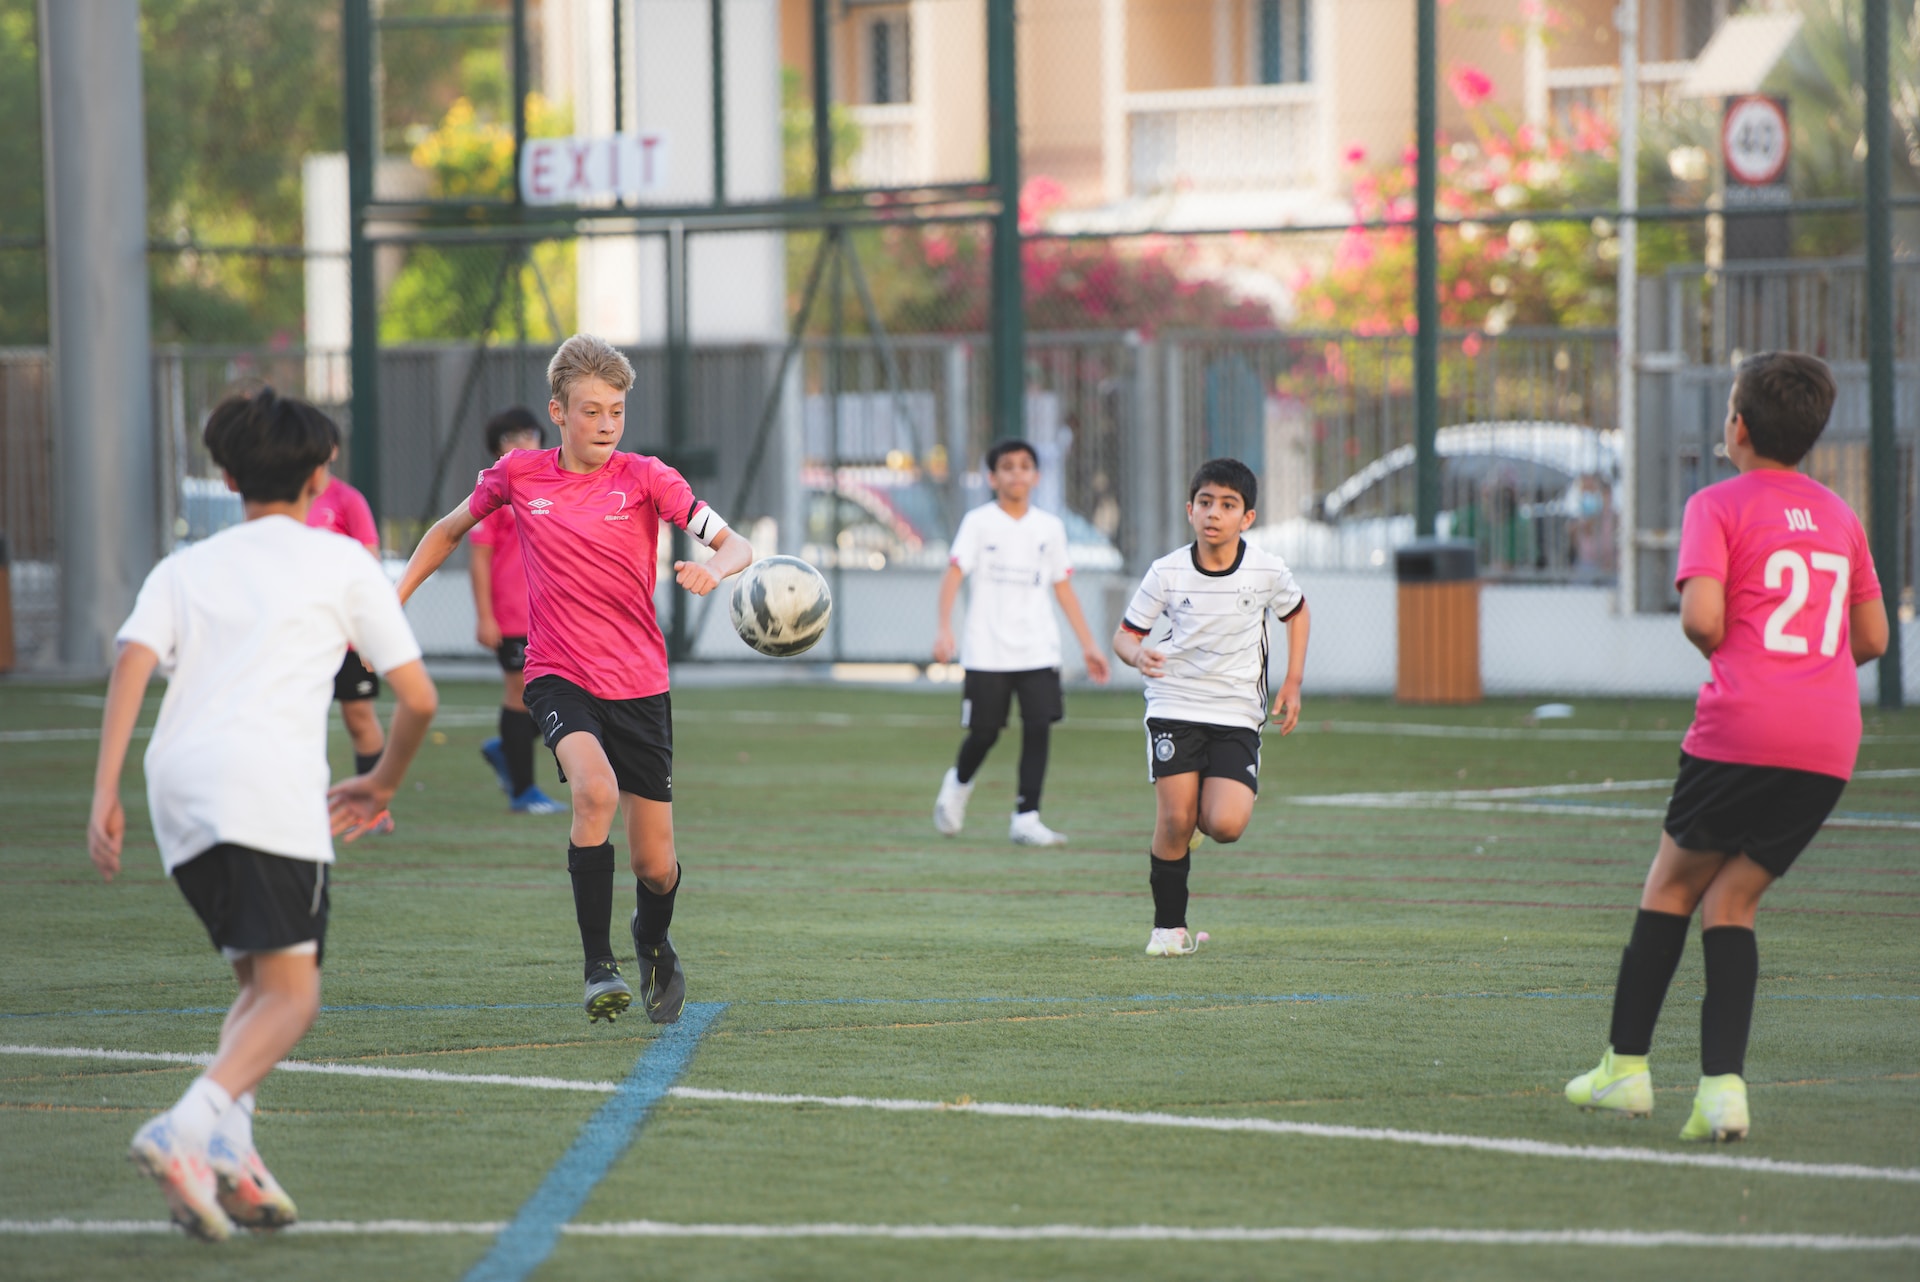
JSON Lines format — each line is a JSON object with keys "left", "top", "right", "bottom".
{"left": 484, "top": 405, "right": 546, "bottom": 457}
{"left": 984, "top": 438, "right": 1039, "bottom": 472}
{"left": 1732, "top": 351, "right": 1837, "bottom": 467}
{"left": 201, "top": 387, "right": 338, "bottom": 504}
{"left": 1188, "top": 457, "right": 1257, "bottom": 511}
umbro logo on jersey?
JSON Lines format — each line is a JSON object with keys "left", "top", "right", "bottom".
{"left": 526, "top": 498, "right": 555, "bottom": 515}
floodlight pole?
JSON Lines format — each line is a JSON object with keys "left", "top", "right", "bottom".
{"left": 1413, "top": 0, "right": 1438, "bottom": 536}
{"left": 345, "top": 0, "right": 381, "bottom": 523}
{"left": 1615, "top": 0, "right": 1639, "bottom": 616}
{"left": 38, "top": 0, "right": 156, "bottom": 670}
{"left": 988, "top": 0, "right": 1026, "bottom": 440}
{"left": 1865, "top": 0, "right": 1906, "bottom": 707}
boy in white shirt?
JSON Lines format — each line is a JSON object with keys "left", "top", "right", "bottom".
{"left": 1113, "top": 457, "right": 1310, "bottom": 955}
{"left": 932, "top": 440, "right": 1109, "bottom": 845}
{"left": 87, "top": 389, "right": 438, "bottom": 1241}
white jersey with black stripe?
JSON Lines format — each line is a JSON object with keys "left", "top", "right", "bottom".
{"left": 1121, "top": 541, "right": 1305, "bottom": 731}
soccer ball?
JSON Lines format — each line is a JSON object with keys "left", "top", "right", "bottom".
{"left": 730, "top": 556, "right": 833, "bottom": 657}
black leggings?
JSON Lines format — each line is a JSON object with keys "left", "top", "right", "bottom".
{"left": 957, "top": 719, "right": 1051, "bottom": 813}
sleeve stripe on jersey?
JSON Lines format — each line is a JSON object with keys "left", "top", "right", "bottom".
{"left": 1279, "top": 597, "right": 1306, "bottom": 622}
{"left": 1120, "top": 617, "right": 1151, "bottom": 636}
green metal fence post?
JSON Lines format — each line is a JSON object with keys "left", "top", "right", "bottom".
{"left": 345, "top": 0, "right": 380, "bottom": 522}
{"left": 1865, "top": 0, "right": 1905, "bottom": 708}
{"left": 811, "top": 0, "right": 832, "bottom": 198}
{"left": 711, "top": 0, "right": 727, "bottom": 205}
{"left": 1413, "top": 0, "right": 1439, "bottom": 537}
{"left": 667, "top": 222, "right": 692, "bottom": 660}
{"left": 988, "top": 0, "right": 1025, "bottom": 440}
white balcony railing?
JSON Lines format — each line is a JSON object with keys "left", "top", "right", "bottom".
{"left": 846, "top": 103, "right": 921, "bottom": 188}
{"left": 1126, "top": 83, "right": 1320, "bottom": 196}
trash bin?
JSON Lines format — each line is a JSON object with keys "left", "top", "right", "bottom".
{"left": 1395, "top": 539, "right": 1479, "bottom": 704}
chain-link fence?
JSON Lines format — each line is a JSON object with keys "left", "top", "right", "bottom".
{"left": 3, "top": 0, "right": 1916, "bottom": 699}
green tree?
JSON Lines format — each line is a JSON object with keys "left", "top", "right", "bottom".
{"left": 0, "top": 0, "right": 45, "bottom": 344}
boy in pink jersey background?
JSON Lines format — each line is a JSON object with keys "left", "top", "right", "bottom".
{"left": 305, "top": 432, "right": 393, "bottom": 833}
{"left": 470, "top": 406, "right": 563, "bottom": 814}
{"left": 397, "top": 334, "right": 751, "bottom": 1025}
{"left": 1566, "top": 352, "right": 1889, "bottom": 1142}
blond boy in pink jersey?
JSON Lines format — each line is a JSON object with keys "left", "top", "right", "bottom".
{"left": 397, "top": 335, "right": 750, "bottom": 1025}
{"left": 1566, "top": 352, "right": 1890, "bottom": 1142}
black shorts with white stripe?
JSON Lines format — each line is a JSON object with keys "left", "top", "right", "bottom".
{"left": 1145, "top": 717, "right": 1261, "bottom": 792}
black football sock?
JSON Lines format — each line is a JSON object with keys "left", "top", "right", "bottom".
{"left": 1014, "top": 722, "right": 1050, "bottom": 814}
{"left": 1700, "top": 926, "right": 1759, "bottom": 1077}
{"left": 955, "top": 728, "right": 998, "bottom": 784}
{"left": 567, "top": 842, "right": 616, "bottom": 972}
{"left": 354, "top": 751, "right": 381, "bottom": 776}
{"left": 1149, "top": 852, "right": 1190, "bottom": 930}
{"left": 501, "top": 707, "right": 537, "bottom": 796}
{"left": 635, "top": 862, "right": 681, "bottom": 947}
{"left": 1607, "top": 909, "right": 1690, "bottom": 1056}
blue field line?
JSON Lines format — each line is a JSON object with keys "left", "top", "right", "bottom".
{"left": 462, "top": 1002, "right": 724, "bottom": 1282}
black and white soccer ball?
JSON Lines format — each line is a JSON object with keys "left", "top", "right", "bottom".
{"left": 730, "top": 556, "right": 832, "bottom": 657}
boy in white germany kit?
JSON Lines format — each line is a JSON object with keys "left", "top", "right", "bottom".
{"left": 1113, "top": 457, "right": 1310, "bottom": 956}
{"left": 932, "top": 439, "right": 1110, "bottom": 845}
{"left": 89, "top": 389, "right": 438, "bottom": 1241}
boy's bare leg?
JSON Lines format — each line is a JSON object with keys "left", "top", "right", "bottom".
{"left": 1195, "top": 778, "right": 1256, "bottom": 844}
{"left": 204, "top": 951, "right": 322, "bottom": 1101}
{"left": 1146, "top": 775, "right": 1203, "bottom": 948}
{"left": 624, "top": 795, "right": 686, "bottom": 1022}
{"left": 340, "top": 699, "right": 385, "bottom": 759}
{"left": 557, "top": 732, "right": 620, "bottom": 846}
{"left": 552, "top": 732, "right": 629, "bottom": 1017}
{"left": 1151, "top": 774, "right": 1201, "bottom": 858}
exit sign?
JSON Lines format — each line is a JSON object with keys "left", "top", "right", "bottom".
{"left": 519, "top": 133, "right": 670, "bottom": 206}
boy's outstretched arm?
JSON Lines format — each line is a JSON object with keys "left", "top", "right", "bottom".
{"left": 932, "top": 563, "right": 965, "bottom": 663}
{"left": 1271, "top": 601, "right": 1311, "bottom": 736}
{"left": 1053, "top": 579, "right": 1111, "bottom": 682}
{"left": 88, "top": 641, "right": 159, "bottom": 882}
{"left": 396, "top": 500, "right": 482, "bottom": 605}
{"left": 1679, "top": 577, "right": 1725, "bottom": 658}
{"left": 674, "top": 526, "right": 752, "bottom": 596}
{"left": 1851, "top": 597, "right": 1890, "bottom": 665}
{"left": 1113, "top": 625, "right": 1166, "bottom": 678}
{"left": 327, "top": 660, "right": 438, "bottom": 838}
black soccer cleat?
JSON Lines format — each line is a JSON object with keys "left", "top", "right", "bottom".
{"left": 583, "top": 959, "right": 632, "bottom": 1024}
{"left": 630, "top": 910, "right": 687, "bottom": 1025}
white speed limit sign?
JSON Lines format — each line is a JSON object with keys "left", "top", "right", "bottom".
{"left": 1722, "top": 95, "right": 1789, "bottom": 187}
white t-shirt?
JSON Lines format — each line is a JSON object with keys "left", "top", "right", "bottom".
{"left": 1121, "top": 540, "right": 1305, "bottom": 730}
{"left": 116, "top": 516, "right": 423, "bottom": 872}
{"left": 950, "top": 502, "right": 1072, "bottom": 672}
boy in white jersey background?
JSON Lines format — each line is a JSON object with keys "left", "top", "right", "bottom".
{"left": 932, "top": 440, "right": 1110, "bottom": 846}
{"left": 88, "top": 389, "right": 438, "bottom": 1241}
{"left": 1114, "top": 458, "right": 1310, "bottom": 956}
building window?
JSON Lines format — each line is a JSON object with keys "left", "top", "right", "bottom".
{"left": 1256, "top": 0, "right": 1310, "bottom": 85}
{"left": 867, "top": 13, "right": 911, "bottom": 105}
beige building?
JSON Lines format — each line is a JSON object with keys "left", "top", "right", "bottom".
{"left": 779, "top": 0, "right": 1772, "bottom": 231}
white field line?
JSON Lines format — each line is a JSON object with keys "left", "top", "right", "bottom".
{"left": 1, "top": 1219, "right": 1915, "bottom": 1250}
{"left": 11, "top": 1049, "right": 1920, "bottom": 1186}
{"left": 0, "top": 1044, "right": 616, "bottom": 1094}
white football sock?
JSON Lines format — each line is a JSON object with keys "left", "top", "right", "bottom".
{"left": 167, "top": 1075, "right": 233, "bottom": 1150}
{"left": 213, "top": 1089, "right": 256, "bottom": 1153}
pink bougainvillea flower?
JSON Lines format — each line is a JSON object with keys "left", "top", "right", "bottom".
{"left": 922, "top": 231, "right": 954, "bottom": 267}
{"left": 1462, "top": 332, "right": 1483, "bottom": 357}
{"left": 1334, "top": 228, "right": 1376, "bottom": 272}
{"left": 1344, "top": 144, "right": 1368, "bottom": 166}
{"left": 1449, "top": 65, "right": 1494, "bottom": 110}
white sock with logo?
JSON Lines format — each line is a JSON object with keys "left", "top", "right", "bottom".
{"left": 213, "top": 1089, "right": 257, "bottom": 1153}
{"left": 167, "top": 1076, "right": 234, "bottom": 1150}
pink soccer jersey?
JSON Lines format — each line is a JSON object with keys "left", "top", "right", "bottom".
{"left": 306, "top": 476, "right": 379, "bottom": 551}
{"left": 468, "top": 447, "right": 711, "bottom": 700}
{"left": 1675, "top": 469, "right": 1881, "bottom": 779}
{"left": 469, "top": 500, "right": 529, "bottom": 637}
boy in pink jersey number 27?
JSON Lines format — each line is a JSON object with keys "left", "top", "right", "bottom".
{"left": 399, "top": 335, "right": 751, "bottom": 1025}
{"left": 1566, "top": 353, "right": 1890, "bottom": 1141}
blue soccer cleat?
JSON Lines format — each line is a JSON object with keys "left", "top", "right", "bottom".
{"left": 479, "top": 738, "right": 512, "bottom": 795}
{"left": 510, "top": 786, "right": 566, "bottom": 815}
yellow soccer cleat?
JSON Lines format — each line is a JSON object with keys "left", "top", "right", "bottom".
{"left": 1678, "top": 1073, "right": 1749, "bottom": 1143}
{"left": 1564, "top": 1047, "right": 1653, "bottom": 1117}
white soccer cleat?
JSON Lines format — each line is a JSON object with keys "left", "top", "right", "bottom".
{"left": 129, "top": 1114, "right": 234, "bottom": 1243}
{"left": 1145, "top": 926, "right": 1206, "bottom": 956}
{"left": 933, "top": 768, "right": 974, "bottom": 836}
{"left": 1008, "top": 810, "right": 1068, "bottom": 846}
{"left": 207, "top": 1132, "right": 298, "bottom": 1229}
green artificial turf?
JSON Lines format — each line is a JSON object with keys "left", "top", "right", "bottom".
{"left": 2, "top": 680, "right": 1916, "bottom": 1281}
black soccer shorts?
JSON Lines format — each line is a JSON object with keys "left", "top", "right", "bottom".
{"left": 174, "top": 843, "right": 329, "bottom": 966}
{"left": 961, "top": 667, "right": 1064, "bottom": 734}
{"left": 1145, "top": 717, "right": 1262, "bottom": 793}
{"left": 1662, "top": 751, "right": 1848, "bottom": 878}
{"left": 495, "top": 636, "right": 528, "bottom": 673}
{"left": 332, "top": 649, "right": 379, "bottom": 703}
{"left": 525, "top": 674, "right": 673, "bottom": 802}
